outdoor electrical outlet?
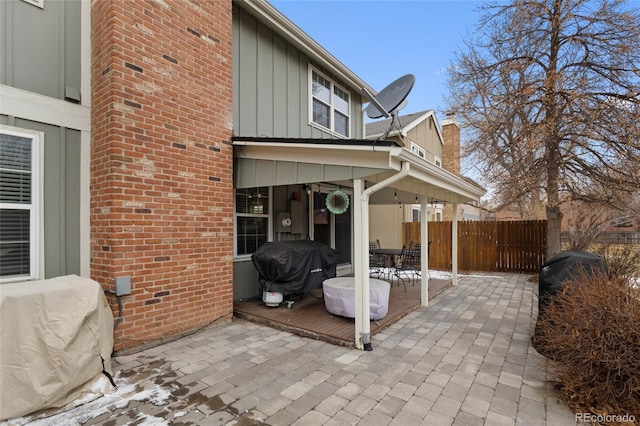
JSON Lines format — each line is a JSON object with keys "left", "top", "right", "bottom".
{"left": 115, "top": 276, "right": 131, "bottom": 296}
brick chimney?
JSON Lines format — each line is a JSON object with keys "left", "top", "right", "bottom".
{"left": 91, "top": 0, "right": 234, "bottom": 353}
{"left": 441, "top": 116, "right": 461, "bottom": 176}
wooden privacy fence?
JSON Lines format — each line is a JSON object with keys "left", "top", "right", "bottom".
{"left": 402, "top": 220, "right": 547, "bottom": 273}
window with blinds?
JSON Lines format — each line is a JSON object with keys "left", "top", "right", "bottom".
{"left": 235, "top": 187, "right": 270, "bottom": 257}
{"left": 0, "top": 129, "right": 39, "bottom": 282}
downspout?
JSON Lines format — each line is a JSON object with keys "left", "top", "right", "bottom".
{"left": 354, "top": 162, "right": 410, "bottom": 350}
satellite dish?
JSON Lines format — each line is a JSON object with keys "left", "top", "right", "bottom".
{"left": 365, "top": 74, "right": 415, "bottom": 119}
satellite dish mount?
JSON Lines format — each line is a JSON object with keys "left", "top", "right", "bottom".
{"left": 362, "top": 74, "right": 415, "bottom": 141}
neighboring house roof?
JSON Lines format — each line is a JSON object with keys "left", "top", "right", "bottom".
{"left": 365, "top": 110, "right": 445, "bottom": 145}
{"left": 461, "top": 175, "right": 486, "bottom": 192}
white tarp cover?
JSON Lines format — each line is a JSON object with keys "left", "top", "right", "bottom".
{"left": 0, "top": 275, "right": 114, "bottom": 420}
{"left": 323, "top": 277, "right": 391, "bottom": 320}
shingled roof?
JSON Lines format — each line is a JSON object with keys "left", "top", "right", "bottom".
{"left": 365, "top": 110, "right": 434, "bottom": 138}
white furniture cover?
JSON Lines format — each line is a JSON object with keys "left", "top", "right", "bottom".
{"left": 323, "top": 277, "right": 390, "bottom": 320}
{"left": 0, "top": 275, "right": 115, "bottom": 420}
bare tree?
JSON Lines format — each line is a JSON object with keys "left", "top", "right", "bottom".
{"left": 447, "top": 0, "right": 640, "bottom": 257}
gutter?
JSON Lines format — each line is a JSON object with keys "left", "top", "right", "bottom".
{"left": 363, "top": 161, "right": 411, "bottom": 199}
{"left": 391, "top": 147, "right": 486, "bottom": 198}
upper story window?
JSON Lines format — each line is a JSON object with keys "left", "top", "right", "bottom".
{"left": 434, "top": 156, "right": 442, "bottom": 167}
{"left": 0, "top": 127, "right": 41, "bottom": 282}
{"left": 411, "top": 142, "right": 425, "bottom": 159}
{"left": 310, "top": 67, "right": 350, "bottom": 138}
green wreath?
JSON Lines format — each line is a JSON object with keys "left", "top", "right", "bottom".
{"left": 326, "top": 189, "right": 350, "bottom": 214}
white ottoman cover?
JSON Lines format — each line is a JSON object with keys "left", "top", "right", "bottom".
{"left": 323, "top": 277, "right": 390, "bottom": 320}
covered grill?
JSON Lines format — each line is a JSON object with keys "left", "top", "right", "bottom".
{"left": 251, "top": 240, "right": 339, "bottom": 297}
{"left": 538, "top": 250, "right": 607, "bottom": 313}
{"left": 533, "top": 250, "right": 607, "bottom": 356}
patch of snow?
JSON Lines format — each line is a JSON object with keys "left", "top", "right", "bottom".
{"left": 126, "top": 412, "right": 169, "bottom": 426}
{"left": 4, "top": 371, "right": 175, "bottom": 426}
{"left": 381, "top": 268, "right": 505, "bottom": 281}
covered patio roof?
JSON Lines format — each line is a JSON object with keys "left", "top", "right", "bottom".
{"left": 233, "top": 136, "right": 485, "bottom": 204}
{"left": 233, "top": 136, "right": 486, "bottom": 350}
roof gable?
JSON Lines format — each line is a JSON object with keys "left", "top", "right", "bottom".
{"left": 366, "top": 110, "right": 445, "bottom": 145}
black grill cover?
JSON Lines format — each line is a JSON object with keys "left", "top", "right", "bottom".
{"left": 251, "top": 240, "right": 339, "bottom": 295}
{"left": 538, "top": 250, "right": 607, "bottom": 313}
{"left": 533, "top": 251, "right": 607, "bottom": 357}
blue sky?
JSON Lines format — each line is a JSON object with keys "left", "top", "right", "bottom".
{"left": 270, "top": 0, "right": 485, "bottom": 119}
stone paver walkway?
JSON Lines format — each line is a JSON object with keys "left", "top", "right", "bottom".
{"left": 24, "top": 273, "right": 578, "bottom": 425}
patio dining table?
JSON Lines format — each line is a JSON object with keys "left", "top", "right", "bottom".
{"left": 369, "top": 248, "right": 403, "bottom": 268}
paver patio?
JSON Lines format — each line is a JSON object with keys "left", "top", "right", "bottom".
{"left": 18, "top": 272, "right": 578, "bottom": 425}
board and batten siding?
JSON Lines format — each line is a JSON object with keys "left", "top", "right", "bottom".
{"left": 1, "top": 0, "right": 82, "bottom": 103}
{"left": 233, "top": 5, "right": 364, "bottom": 139}
{"left": 1, "top": 0, "right": 86, "bottom": 280}
{"left": 405, "top": 116, "right": 443, "bottom": 164}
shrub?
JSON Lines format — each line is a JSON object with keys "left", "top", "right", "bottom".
{"left": 534, "top": 270, "right": 640, "bottom": 420}
{"left": 591, "top": 243, "right": 640, "bottom": 283}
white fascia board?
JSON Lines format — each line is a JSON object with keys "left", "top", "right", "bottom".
{"left": 0, "top": 85, "right": 90, "bottom": 131}
{"left": 234, "top": 140, "right": 395, "bottom": 169}
{"left": 238, "top": 0, "right": 376, "bottom": 95}
{"left": 432, "top": 113, "right": 447, "bottom": 146}
{"left": 392, "top": 147, "right": 486, "bottom": 199}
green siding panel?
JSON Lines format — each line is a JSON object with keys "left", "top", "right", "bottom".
{"left": 256, "top": 23, "right": 274, "bottom": 136}
{"left": 233, "top": 5, "right": 364, "bottom": 139}
{"left": 275, "top": 162, "right": 297, "bottom": 185}
{"left": 3, "top": 0, "right": 81, "bottom": 101}
{"left": 273, "top": 36, "right": 288, "bottom": 136}
{"left": 233, "top": 260, "right": 260, "bottom": 300}
{"left": 64, "top": 128, "right": 81, "bottom": 275}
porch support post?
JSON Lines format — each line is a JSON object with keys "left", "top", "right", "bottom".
{"left": 353, "top": 162, "right": 410, "bottom": 350}
{"left": 420, "top": 195, "right": 429, "bottom": 306}
{"left": 353, "top": 178, "right": 370, "bottom": 350}
{"left": 452, "top": 203, "right": 459, "bottom": 286}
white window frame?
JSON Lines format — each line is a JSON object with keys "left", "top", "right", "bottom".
{"left": 410, "top": 141, "right": 425, "bottom": 159}
{"left": 308, "top": 66, "right": 351, "bottom": 138}
{"left": 411, "top": 205, "right": 421, "bottom": 222}
{"left": 0, "top": 126, "right": 43, "bottom": 283}
{"left": 233, "top": 187, "right": 272, "bottom": 260}
{"left": 434, "top": 155, "right": 442, "bottom": 167}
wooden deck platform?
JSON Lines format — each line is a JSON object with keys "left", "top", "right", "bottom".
{"left": 233, "top": 277, "right": 451, "bottom": 348}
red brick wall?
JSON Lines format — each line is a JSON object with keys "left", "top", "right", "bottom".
{"left": 91, "top": 0, "right": 233, "bottom": 352}
{"left": 442, "top": 119, "right": 461, "bottom": 221}
{"left": 441, "top": 120, "right": 461, "bottom": 177}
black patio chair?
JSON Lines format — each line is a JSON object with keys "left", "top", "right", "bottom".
{"left": 393, "top": 246, "right": 422, "bottom": 290}
{"left": 369, "top": 240, "right": 386, "bottom": 278}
